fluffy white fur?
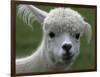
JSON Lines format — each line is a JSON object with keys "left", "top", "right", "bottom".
{"left": 16, "top": 5, "right": 92, "bottom": 73}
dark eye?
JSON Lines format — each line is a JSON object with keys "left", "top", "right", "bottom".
{"left": 49, "top": 32, "right": 55, "bottom": 38}
{"left": 75, "top": 33, "right": 80, "bottom": 39}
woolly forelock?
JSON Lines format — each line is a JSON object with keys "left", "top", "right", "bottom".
{"left": 43, "top": 8, "right": 86, "bottom": 37}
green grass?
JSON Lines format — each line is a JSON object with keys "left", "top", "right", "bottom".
{"left": 16, "top": 5, "right": 96, "bottom": 70}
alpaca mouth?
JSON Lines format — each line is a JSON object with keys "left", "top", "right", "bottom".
{"left": 62, "top": 54, "right": 74, "bottom": 60}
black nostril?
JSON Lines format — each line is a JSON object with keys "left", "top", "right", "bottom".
{"left": 62, "top": 44, "right": 72, "bottom": 52}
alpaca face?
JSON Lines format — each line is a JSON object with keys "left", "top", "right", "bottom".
{"left": 42, "top": 8, "right": 87, "bottom": 64}
{"left": 43, "top": 24, "right": 81, "bottom": 63}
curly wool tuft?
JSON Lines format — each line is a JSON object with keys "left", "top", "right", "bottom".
{"left": 44, "top": 8, "right": 86, "bottom": 36}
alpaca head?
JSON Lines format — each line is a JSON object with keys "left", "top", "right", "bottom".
{"left": 40, "top": 8, "right": 91, "bottom": 62}
{"left": 42, "top": 8, "right": 92, "bottom": 64}
{"left": 18, "top": 5, "right": 92, "bottom": 64}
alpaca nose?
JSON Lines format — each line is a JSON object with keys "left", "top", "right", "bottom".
{"left": 62, "top": 44, "right": 72, "bottom": 52}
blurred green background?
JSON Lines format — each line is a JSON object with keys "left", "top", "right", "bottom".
{"left": 16, "top": 4, "right": 96, "bottom": 71}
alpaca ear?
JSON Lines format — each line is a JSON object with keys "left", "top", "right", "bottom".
{"left": 17, "top": 5, "right": 48, "bottom": 26}
{"left": 84, "top": 22, "right": 92, "bottom": 43}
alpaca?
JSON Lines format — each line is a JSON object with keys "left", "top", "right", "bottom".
{"left": 16, "top": 5, "right": 92, "bottom": 73}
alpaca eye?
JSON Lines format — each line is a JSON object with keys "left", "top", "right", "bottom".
{"left": 49, "top": 32, "right": 55, "bottom": 38}
{"left": 75, "top": 33, "right": 80, "bottom": 39}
